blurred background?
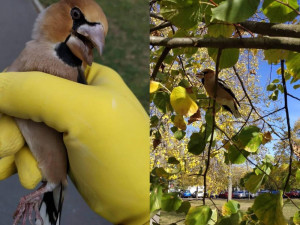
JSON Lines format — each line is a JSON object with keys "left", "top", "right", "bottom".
{"left": 0, "top": 0, "right": 148, "bottom": 224}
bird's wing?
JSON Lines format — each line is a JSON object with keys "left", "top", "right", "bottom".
{"left": 217, "top": 79, "right": 240, "bottom": 106}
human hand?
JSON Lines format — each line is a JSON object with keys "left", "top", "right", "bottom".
{"left": 0, "top": 63, "right": 149, "bottom": 225}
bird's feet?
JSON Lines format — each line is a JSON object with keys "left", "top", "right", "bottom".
{"left": 13, "top": 183, "right": 47, "bottom": 225}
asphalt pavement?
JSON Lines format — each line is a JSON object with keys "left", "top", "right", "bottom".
{"left": 0, "top": 0, "right": 112, "bottom": 224}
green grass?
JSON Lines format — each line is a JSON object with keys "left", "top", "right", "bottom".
{"left": 39, "top": 0, "right": 149, "bottom": 110}
{"left": 159, "top": 199, "right": 299, "bottom": 224}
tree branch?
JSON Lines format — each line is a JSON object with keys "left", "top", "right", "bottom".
{"left": 240, "top": 21, "right": 300, "bottom": 38}
{"left": 252, "top": 107, "right": 285, "bottom": 123}
{"left": 150, "top": 36, "right": 300, "bottom": 52}
{"left": 281, "top": 60, "right": 294, "bottom": 192}
{"left": 151, "top": 47, "right": 171, "bottom": 79}
{"left": 203, "top": 48, "right": 222, "bottom": 205}
{"left": 233, "top": 67, "right": 283, "bottom": 139}
{"left": 288, "top": 93, "right": 300, "bottom": 101}
{"left": 274, "top": 0, "right": 300, "bottom": 15}
{"left": 150, "top": 21, "right": 172, "bottom": 32}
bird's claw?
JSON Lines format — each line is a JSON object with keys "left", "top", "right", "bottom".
{"left": 13, "top": 196, "right": 43, "bottom": 225}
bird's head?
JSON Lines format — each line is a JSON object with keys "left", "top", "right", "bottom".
{"left": 196, "top": 69, "right": 215, "bottom": 80}
{"left": 33, "top": 0, "right": 108, "bottom": 66}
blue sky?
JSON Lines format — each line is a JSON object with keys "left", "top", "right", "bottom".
{"left": 258, "top": 59, "right": 299, "bottom": 128}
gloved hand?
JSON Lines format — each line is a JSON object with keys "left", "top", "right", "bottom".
{"left": 0, "top": 63, "right": 149, "bottom": 225}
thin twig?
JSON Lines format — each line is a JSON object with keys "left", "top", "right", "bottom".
{"left": 215, "top": 124, "right": 280, "bottom": 190}
{"left": 150, "top": 22, "right": 172, "bottom": 32}
{"left": 281, "top": 60, "right": 294, "bottom": 192}
{"left": 274, "top": 0, "right": 300, "bottom": 15}
{"left": 151, "top": 47, "right": 171, "bottom": 79}
{"left": 203, "top": 48, "right": 222, "bottom": 205}
{"left": 288, "top": 93, "right": 300, "bottom": 101}
{"left": 150, "top": 12, "right": 168, "bottom": 21}
{"left": 252, "top": 107, "right": 285, "bottom": 123}
{"left": 233, "top": 66, "right": 283, "bottom": 139}
{"left": 178, "top": 56, "right": 193, "bottom": 86}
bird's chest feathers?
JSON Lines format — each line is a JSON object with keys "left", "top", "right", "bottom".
{"left": 19, "top": 40, "right": 82, "bottom": 82}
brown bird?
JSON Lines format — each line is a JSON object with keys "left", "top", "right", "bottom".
{"left": 196, "top": 69, "right": 241, "bottom": 118}
{"left": 6, "top": 0, "right": 108, "bottom": 224}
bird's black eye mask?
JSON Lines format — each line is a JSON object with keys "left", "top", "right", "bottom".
{"left": 70, "top": 7, "right": 100, "bottom": 30}
{"left": 202, "top": 71, "right": 209, "bottom": 75}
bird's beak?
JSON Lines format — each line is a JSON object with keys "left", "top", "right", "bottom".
{"left": 67, "top": 24, "right": 106, "bottom": 66}
{"left": 196, "top": 72, "right": 204, "bottom": 79}
{"left": 77, "top": 24, "right": 106, "bottom": 56}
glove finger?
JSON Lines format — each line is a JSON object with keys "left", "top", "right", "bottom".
{"left": 0, "top": 115, "right": 25, "bottom": 157}
{"left": 0, "top": 155, "right": 17, "bottom": 180}
{"left": 15, "top": 146, "right": 42, "bottom": 190}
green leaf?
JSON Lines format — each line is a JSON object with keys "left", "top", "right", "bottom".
{"left": 174, "top": 130, "right": 186, "bottom": 140}
{"left": 208, "top": 209, "right": 218, "bottom": 225}
{"left": 253, "top": 192, "right": 286, "bottom": 225}
{"left": 267, "top": 83, "right": 277, "bottom": 91}
{"left": 150, "top": 116, "right": 159, "bottom": 128}
{"left": 273, "top": 79, "right": 280, "bottom": 83}
{"left": 245, "top": 174, "right": 265, "bottom": 193}
{"left": 211, "top": 0, "right": 260, "bottom": 23}
{"left": 185, "top": 206, "right": 212, "bottom": 225}
{"left": 227, "top": 145, "right": 249, "bottom": 164}
{"left": 160, "top": 0, "right": 203, "bottom": 29}
{"left": 236, "top": 126, "right": 263, "bottom": 152}
{"left": 168, "top": 156, "right": 180, "bottom": 164}
{"left": 207, "top": 23, "right": 235, "bottom": 38}
{"left": 208, "top": 48, "right": 239, "bottom": 69}
{"left": 262, "top": 0, "right": 299, "bottom": 23}
{"left": 188, "top": 132, "right": 206, "bottom": 155}
{"left": 286, "top": 52, "right": 300, "bottom": 80}
{"left": 293, "top": 211, "right": 300, "bottom": 225}
{"left": 171, "top": 126, "right": 178, "bottom": 133}
{"left": 154, "top": 167, "right": 170, "bottom": 179}
{"left": 161, "top": 193, "right": 182, "bottom": 212}
{"left": 176, "top": 201, "right": 191, "bottom": 214}
{"left": 150, "top": 184, "right": 163, "bottom": 215}
{"left": 218, "top": 212, "right": 243, "bottom": 225}
{"left": 269, "top": 89, "right": 279, "bottom": 101}
{"left": 264, "top": 49, "right": 289, "bottom": 64}
{"left": 277, "top": 84, "right": 284, "bottom": 93}
{"left": 222, "top": 200, "right": 240, "bottom": 216}
{"left": 294, "top": 84, "right": 300, "bottom": 89}
{"left": 153, "top": 92, "right": 170, "bottom": 114}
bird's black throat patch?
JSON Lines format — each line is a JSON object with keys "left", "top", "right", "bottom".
{"left": 55, "top": 41, "right": 82, "bottom": 67}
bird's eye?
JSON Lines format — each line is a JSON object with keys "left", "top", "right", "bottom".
{"left": 71, "top": 8, "right": 81, "bottom": 20}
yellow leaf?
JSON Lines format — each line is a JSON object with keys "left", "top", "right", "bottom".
{"left": 170, "top": 86, "right": 198, "bottom": 116}
{"left": 150, "top": 81, "right": 162, "bottom": 93}
{"left": 173, "top": 115, "right": 187, "bottom": 130}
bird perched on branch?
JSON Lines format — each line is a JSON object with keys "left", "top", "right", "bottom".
{"left": 7, "top": 0, "right": 108, "bottom": 224}
{"left": 196, "top": 69, "right": 241, "bottom": 118}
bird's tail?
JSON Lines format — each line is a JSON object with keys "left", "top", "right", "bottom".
{"left": 36, "top": 184, "right": 64, "bottom": 225}
{"left": 223, "top": 102, "right": 241, "bottom": 118}
{"left": 232, "top": 102, "right": 241, "bottom": 118}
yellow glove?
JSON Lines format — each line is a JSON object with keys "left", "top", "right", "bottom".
{"left": 0, "top": 63, "right": 149, "bottom": 225}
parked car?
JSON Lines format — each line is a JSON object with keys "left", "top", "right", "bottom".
{"left": 233, "top": 191, "right": 246, "bottom": 199}
{"left": 209, "top": 192, "right": 218, "bottom": 198}
{"left": 181, "top": 190, "right": 192, "bottom": 198}
{"left": 285, "top": 190, "right": 299, "bottom": 198}
{"left": 219, "top": 191, "right": 233, "bottom": 199}
{"left": 270, "top": 190, "right": 280, "bottom": 195}
{"left": 245, "top": 191, "right": 258, "bottom": 198}
{"left": 258, "top": 190, "right": 270, "bottom": 195}
{"left": 192, "top": 190, "right": 204, "bottom": 198}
